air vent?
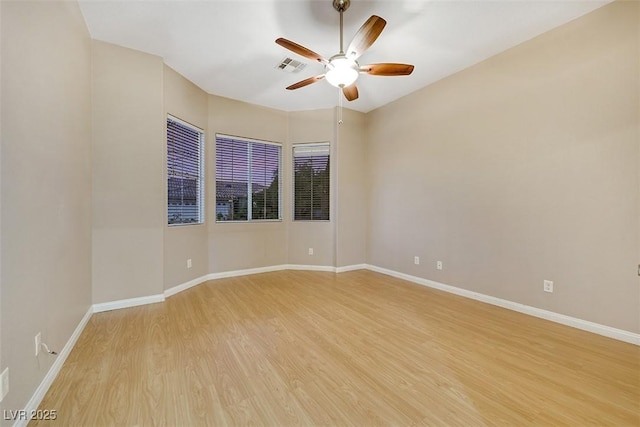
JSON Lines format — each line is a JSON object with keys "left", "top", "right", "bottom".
{"left": 276, "top": 57, "right": 307, "bottom": 73}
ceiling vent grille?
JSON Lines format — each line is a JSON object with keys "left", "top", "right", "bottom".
{"left": 276, "top": 57, "right": 307, "bottom": 73}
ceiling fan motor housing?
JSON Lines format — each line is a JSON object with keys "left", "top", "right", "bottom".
{"left": 333, "top": 0, "right": 350, "bottom": 12}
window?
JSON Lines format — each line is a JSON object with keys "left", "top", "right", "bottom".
{"left": 293, "top": 143, "right": 330, "bottom": 221}
{"left": 167, "top": 116, "right": 204, "bottom": 225}
{"left": 216, "top": 134, "right": 282, "bottom": 222}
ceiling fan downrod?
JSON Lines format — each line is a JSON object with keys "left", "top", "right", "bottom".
{"left": 333, "top": 0, "right": 350, "bottom": 53}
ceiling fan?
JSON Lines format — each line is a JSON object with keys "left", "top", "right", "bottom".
{"left": 275, "top": 0, "right": 414, "bottom": 102}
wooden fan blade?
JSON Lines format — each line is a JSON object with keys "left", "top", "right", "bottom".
{"left": 286, "top": 75, "right": 325, "bottom": 90}
{"left": 360, "top": 63, "right": 415, "bottom": 76}
{"left": 346, "top": 15, "right": 386, "bottom": 59}
{"left": 342, "top": 83, "right": 359, "bottom": 101}
{"left": 276, "top": 38, "right": 327, "bottom": 64}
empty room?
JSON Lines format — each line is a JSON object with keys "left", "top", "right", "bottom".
{"left": 0, "top": 0, "right": 638, "bottom": 425}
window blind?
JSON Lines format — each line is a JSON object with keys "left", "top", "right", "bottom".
{"left": 215, "top": 134, "right": 281, "bottom": 222}
{"left": 293, "top": 143, "right": 330, "bottom": 221}
{"left": 167, "top": 116, "right": 204, "bottom": 225}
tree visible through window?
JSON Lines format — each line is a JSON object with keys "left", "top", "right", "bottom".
{"left": 216, "top": 135, "right": 281, "bottom": 222}
{"left": 167, "top": 116, "right": 204, "bottom": 225}
{"left": 293, "top": 143, "right": 330, "bottom": 221}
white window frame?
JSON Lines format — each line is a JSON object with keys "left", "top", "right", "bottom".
{"left": 292, "top": 142, "right": 331, "bottom": 222}
{"left": 215, "top": 133, "right": 283, "bottom": 223}
{"left": 167, "top": 115, "right": 205, "bottom": 226}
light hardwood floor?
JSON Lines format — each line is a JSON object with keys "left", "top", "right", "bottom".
{"left": 33, "top": 270, "right": 639, "bottom": 426}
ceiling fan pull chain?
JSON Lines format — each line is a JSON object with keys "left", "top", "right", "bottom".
{"left": 338, "top": 88, "right": 344, "bottom": 125}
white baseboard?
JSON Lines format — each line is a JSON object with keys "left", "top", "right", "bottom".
{"left": 15, "top": 306, "right": 94, "bottom": 427}
{"left": 164, "top": 274, "right": 210, "bottom": 298}
{"left": 365, "top": 264, "right": 640, "bottom": 346}
{"left": 336, "top": 264, "right": 368, "bottom": 273}
{"left": 285, "top": 264, "right": 366, "bottom": 273}
{"left": 208, "top": 264, "right": 288, "bottom": 279}
{"left": 90, "top": 262, "right": 638, "bottom": 346}
{"left": 164, "top": 266, "right": 290, "bottom": 298}
{"left": 285, "top": 264, "right": 336, "bottom": 272}
{"left": 92, "top": 293, "right": 165, "bottom": 313}
{"left": 163, "top": 264, "right": 366, "bottom": 298}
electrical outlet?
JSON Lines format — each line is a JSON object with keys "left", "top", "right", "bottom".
{"left": 544, "top": 280, "right": 554, "bottom": 293}
{"left": 187, "top": 259, "right": 192, "bottom": 269}
{"left": 308, "top": 248, "right": 314, "bottom": 256}
{"left": 35, "top": 332, "right": 41, "bottom": 357}
{"left": 436, "top": 261, "right": 443, "bottom": 270}
{"left": 0, "top": 367, "right": 8, "bottom": 402}
{"left": 414, "top": 256, "right": 420, "bottom": 265}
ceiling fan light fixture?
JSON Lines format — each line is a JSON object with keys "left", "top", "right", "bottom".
{"left": 325, "top": 56, "right": 359, "bottom": 88}
{"left": 276, "top": 4, "right": 412, "bottom": 102}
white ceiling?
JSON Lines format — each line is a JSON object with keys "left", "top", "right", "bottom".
{"left": 78, "top": 0, "right": 611, "bottom": 113}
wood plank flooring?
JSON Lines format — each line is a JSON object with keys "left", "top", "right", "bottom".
{"left": 32, "top": 270, "right": 639, "bottom": 426}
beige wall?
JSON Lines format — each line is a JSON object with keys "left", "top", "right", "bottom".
{"left": 0, "top": 0, "right": 92, "bottom": 420}
{"left": 366, "top": 1, "right": 639, "bottom": 332}
{"left": 163, "top": 65, "right": 209, "bottom": 290}
{"left": 207, "top": 96, "right": 289, "bottom": 272}
{"left": 336, "top": 108, "right": 367, "bottom": 268}
{"left": 91, "top": 41, "right": 165, "bottom": 303}
{"left": 287, "top": 109, "right": 336, "bottom": 266}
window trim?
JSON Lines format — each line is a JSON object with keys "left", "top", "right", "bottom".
{"left": 215, "top": 133, "right": 283, "bottom": 223}
{"left": 167, "top": 114, "right": 205, "bottom": 227}
{"left": 292, "top": 142, "right": 331, "bottom": 222}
